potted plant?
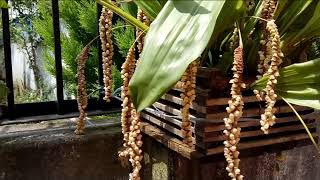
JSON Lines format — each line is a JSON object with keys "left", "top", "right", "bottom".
{"left": 76, "top": 0, "right": 320, "bottom": 179}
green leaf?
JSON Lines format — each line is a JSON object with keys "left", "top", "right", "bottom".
{"left": 0, "top": 0, "right": 9, "bottom": 8}
{"left": 251, "top": 58, "right": 320, "bottom": 109}
{"left": 97, "top": 0, "right": 149, "bottom": 32}
{"left": 281, "top": 1, "right": 320, "bottom": 54}
{"left": 129, "top": 0, "right": 227, "bottom": 111}
{"left": 277, "top": 0, "right": 312, "bottom": 35}
{"left": 120, "top": 1, "right": 138, "bottom": 17}
{"left": 133, "top": 0, "right": 163, "bottom": 20}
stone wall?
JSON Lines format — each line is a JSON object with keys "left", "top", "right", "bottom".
{"left": 0, "top": 119, "right": 319, "bottom": 180}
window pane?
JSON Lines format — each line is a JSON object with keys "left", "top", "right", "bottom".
{"left": 59, "top": 0, "right": 100, "bottom": 100}
{"left": 9, "top": 0, "right": 56, "bottom": 103}
{"left": 0, "top": 11, "right": 6, "bottom": 106}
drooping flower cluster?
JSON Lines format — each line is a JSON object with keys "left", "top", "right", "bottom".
{"left": 99, "top": 7, "right": 114, "bottom": 102}
{"left": 180, "top": 60, "right": 198, "bottom": 147}
{"left": 127, "top": 109, "right": 143, "bottom": 180}
{"left": 118, "top": 46, "right": 143, "bottom": 180}
{"left": 260, "top": 20, "right": 283, "bottom": 134}
{"left": 75, "top": 46, "right": 90, "bottom": 135}
{"left": 254, "top": 0, "right": 278, "bottom": 101}
{"left": 136, "top": 9, "right": 151, "bottom": 55}
{"left": 223, "top": 46, "right": 245, "bottom": 180}
{"left": 118, "top": 47, "right": 136, "bottom": 159}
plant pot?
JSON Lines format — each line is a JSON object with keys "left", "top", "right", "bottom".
{"left": 140, "top": 67, "right": 318, "bottom": 156}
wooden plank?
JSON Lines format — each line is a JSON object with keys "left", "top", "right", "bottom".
{"left": 203, "top": 123, "right": 316, "bottom": 142}
{"left": 161, "top": 93, "right": 206, "bottom": 113}
{"left": 201, "top": 112, "right": 317, "bottom": 133}
{"left": 206, "top": 105, "right": 310, "bottom": 120}
{"left": 140, "top": 122, "right": 203, "bottom": 159}
{"left": 152, "top": 102, "right": 196, "bottom": 119}
{"left": 141, "top": 113, "right": 184, "bottom": 137}
{"left": 144, "top": 108, "right": 184, "bottom": 125}
{"left": 206, "top": 132, "right": 318, "bottom": 155}
{"left": 206, "top": 96, "right": 257, "bottom": 106}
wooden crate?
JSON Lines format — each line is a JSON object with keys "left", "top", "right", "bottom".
{"left": 141, "top": 68, "right": 319, "bottom": 156}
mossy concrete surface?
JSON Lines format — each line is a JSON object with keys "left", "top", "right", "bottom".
{"left": 0, "top": 118, "right": 129, "bottom": 180}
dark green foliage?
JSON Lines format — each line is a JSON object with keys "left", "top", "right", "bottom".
{"left": 34, "top": 0, "right": 99, "bottom": 98}
{"left": 34, "top": 0, "right": 136, "bottom": 98}
{"left": 112, "top": 20, "right": 135, "bottom": 57}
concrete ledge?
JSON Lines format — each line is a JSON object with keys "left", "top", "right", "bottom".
{"left": 0, "top": 118, "right": 129, "bottom": 180}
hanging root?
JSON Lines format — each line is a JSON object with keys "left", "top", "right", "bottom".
{"left": 99, "top": 7, "right": 114, "bottom": 102}
{"left": 118, "top": 46, "right": 136, "bottom": 160}
{"left": 260, "top": 20, "right": 283, "bottom": 134}
{"left": 180, "top": 60, "right": 198, "bottom": 147}
{"left": 136, "top": 9, "right": 151, "bottom": 55}
{"left": 75, "top": 45, "right": 91, "bottom": 135}
{"left": 224, "top": 45, "right": 245, "bottom": 180}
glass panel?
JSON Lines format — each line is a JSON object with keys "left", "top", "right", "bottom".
{"left": 9, "top": 0, "right": 56, "bottom": 103}
{"left": 59, "top": 0, "right": 100, "bottom": 100}
{"left": 0, "top": 11, "right": 7, "bottom": 106}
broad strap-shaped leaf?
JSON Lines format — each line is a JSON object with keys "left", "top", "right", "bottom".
{"left": 120, "top": 1, "right": 138, "bottom": 17}
{"left": 251, "top": 58, "right": 320, "bottom": 109}
{"left": 129, "top": 0, "right": 227, "bottom": 111}
{"left": 133, "top": 0, "right": 163, "bottom": 20}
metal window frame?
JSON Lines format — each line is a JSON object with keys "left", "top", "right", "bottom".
{"left": 0, "top": 1, "right": 120, "bottom": 121}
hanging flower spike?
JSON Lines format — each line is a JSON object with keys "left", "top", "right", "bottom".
{"left": 99, "top": 7, "right": 114, "bottom": 102}
{"left": 223, "top": 44, "right": 245, "bottom": 180}
{"left": 260, "top": 20, "right": 283, "bottom": 134}
{"left": 119, "top": 45, "right": 143, "bottom": 180}
{"left": 180, "top": 60, "right": 198, "bottom": 147}
{"left": 119, "top": 46, "right": 136, "bottom": 160}
{"left": 128, "top": 109, "right": 143, "bottom": 180}
{"left": 254, "top": 0, "right": 278, "bottom": 101}
{"left": 136, "top": 9, "right": 151, "bottom": 55}
{"left": 75, "top": 45, "right": 90, "bottom": 135}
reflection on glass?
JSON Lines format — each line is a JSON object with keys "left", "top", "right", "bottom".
{"left": 9, "top": 0, "right": 56, "bottom": 103}
{"left": 59, "top": 0, "right": 100, "bottom": 100}
{"left": 0, "top": 11, "right": 7, "bottom": 107}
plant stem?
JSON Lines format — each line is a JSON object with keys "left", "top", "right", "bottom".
{"left": 283, "top": 98, "right": 320, "bottom": 154}
{"left": 96, "top": 0, "right": 149, "bottom": 32}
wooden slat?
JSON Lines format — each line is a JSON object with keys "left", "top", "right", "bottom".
{"left": 144, "top": 108, "right": 184, "bottom": 126}
{"left": 140, "top": 122, "right": 203, "bottom": 159}
{"left": 152, "top": 102, "right": 196, "bottom": 119}
{"left": 206, "top": 105, "right": 310, "bottom": 120}
{"left": 201, "top": 112, "right": 317, "bottom": 133}
{"left": 206, "top": 96, "right": 258, "bottom": 106}
{"left": 203, "top": 123, "right": 316, "bottom": 142}
{"left": 206, "top": 132, "right": 318, "bottom": 155}
{"left": 161, "top": 94, "right": 206, "bottom": 113}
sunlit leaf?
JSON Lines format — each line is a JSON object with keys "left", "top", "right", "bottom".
{"left": 129, "top": 0, "right": 229, "bottom": 111}
{"left": 133, "top": 0, "right": 163, "bottom": 20}
{"left": 251, "top": 58, "right": 320, "bottom": 109}
{"left": 120, "top": 1, "right": 138, "bottom": 17}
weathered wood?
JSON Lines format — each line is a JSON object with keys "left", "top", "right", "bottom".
{"left": 152, "top": 102, "right": 197, "bottom": 118}
{"left": 140, "top": 122, "right": 203, "bottom": 159}
{"left": 205, "top": 105, "right": 310, "bottom": 120}
{"left": 203, "top": 123, "right": 316, "bottom": 143}
{"left": 161, "top": 93, "right": 206, "bottom": 113}
{"left": 206, "top": 96, "right": 257, "bottom": 106}
{"left": 201, "top": 112, "right": 318, "bottom": 133}
{"left": 141, "top": 112, "right": 196, "bottom": 144}
{"left": 206, "top": 132, "right": 318, "bottom": 155}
